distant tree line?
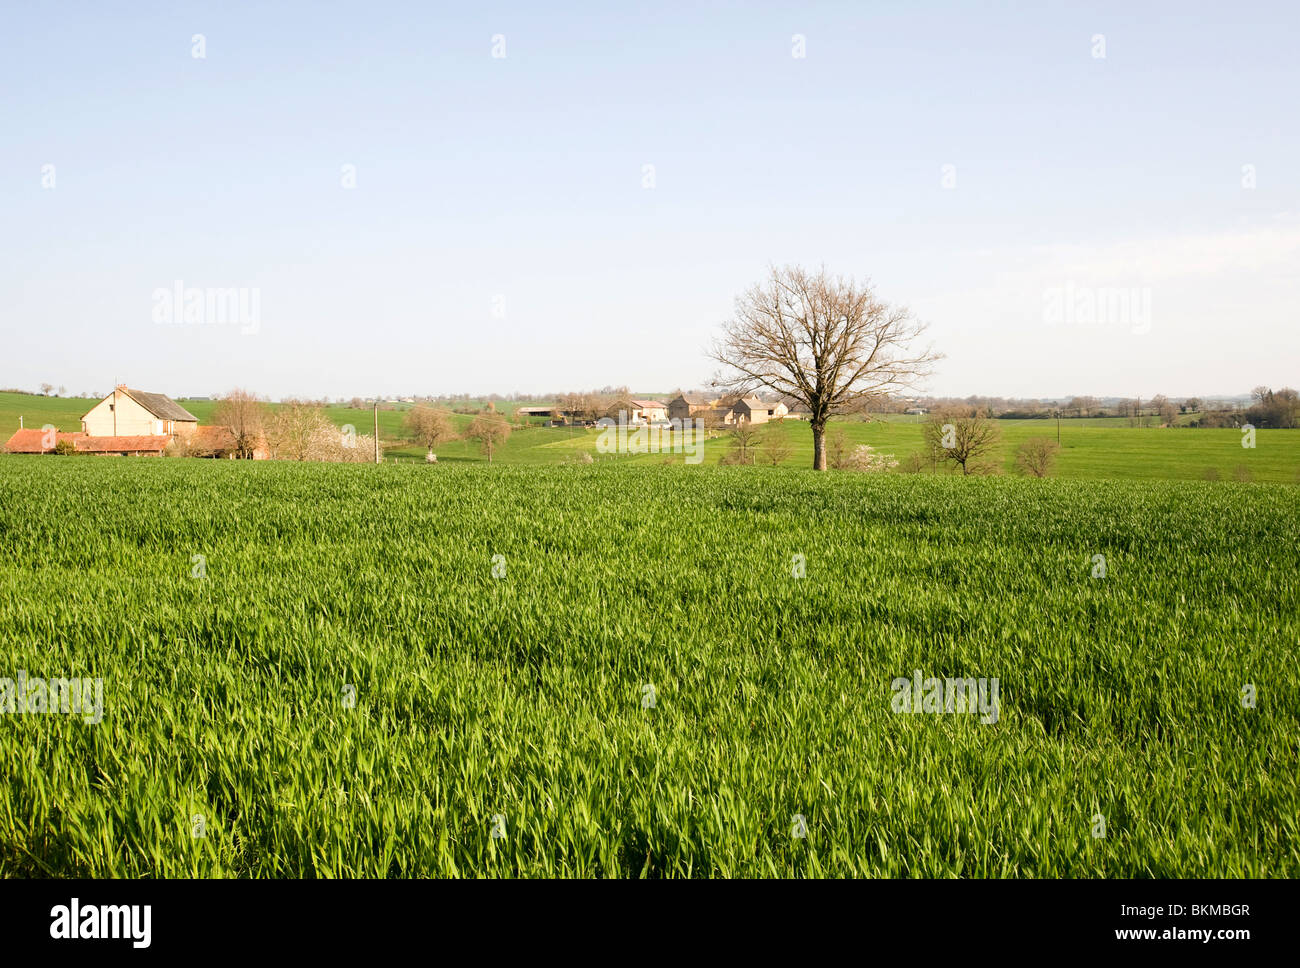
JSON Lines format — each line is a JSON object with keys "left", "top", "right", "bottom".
{"left": 1245, "top": 386, "right": 1300, "bottom": 429}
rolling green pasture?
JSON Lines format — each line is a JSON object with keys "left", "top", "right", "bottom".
{"left": 0, "top": 392, "right": 96, "bottom": 433}
{"left": 1, "top": 459, "right": 1297, "bottom": 876}
{"left": 511, "top": 419, "right": 1300, "bottom": 482}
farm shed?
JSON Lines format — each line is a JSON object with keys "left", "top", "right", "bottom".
{"left": 75, "top": 435, "right": 171, "bottom": 456}
{"left": 731, "top": 396, "right": 772, "bottom": 425}
{"left": 667, "top": 393, "right": 715, "bottom": 422}
{"left": 81, "top": 386, "right": 198, "bottom": 440}
{"left": 3, "top": 429, "right": 83, "bottom": 453}
{"left": 631, "top": 399, "right": 668, "bottom": 422}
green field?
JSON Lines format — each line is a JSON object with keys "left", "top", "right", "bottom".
{"left": 1, "top": 458, "right": 1296, "bottom": 876}
{"left": 513, "top": 419, "right": 1300, "bottom": 482}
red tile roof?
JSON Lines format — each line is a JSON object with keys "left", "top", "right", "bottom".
{"left": 4, "top": 429, "right": 83, "bottom": 453}
{"left": 75, "top": 435, "right": 171, "bottom": 454}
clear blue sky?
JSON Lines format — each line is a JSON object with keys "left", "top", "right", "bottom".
{"left": 2, "top": 1, "right": 1296, "bottom": 400}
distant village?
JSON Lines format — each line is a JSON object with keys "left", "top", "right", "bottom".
{"left": 519, "top": 393, "right": 807, "bottom": 427}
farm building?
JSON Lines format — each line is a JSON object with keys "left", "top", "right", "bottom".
{"left": 4, "top": 429, "right": 83, "bottom": 453}
{"left": 667, "top": 393, "right": 716, "bottom": 422}
{"left": 731, "top": 396, "right": 767, "bottom": 424}
{"left": 2, "top": 428, "right": 169, "bottom": 456}
{"left": 605, "top": 399, "right": 635, "bottom": 419}
{"left": 4, "top": 384, "right": 268, "bottom": 459}
{"left": 517, "top": 406, "right": 582, "bottom": 426}
{"left": 604, "top": 399, "right": 668, "bottom": 423}
{"left": 75, "top": 435, "right": 170, "bottom": 456}
{"left": 730, "top": 396, "right": 789, "bottom": 425}
{"left": 81, "top": 386, "right": 198, "bottom": 439}
{"left": 631, "top": 399, "right": 668, "bottom": 422}
{"left": 779, "top": 399, "right": 809, "bottom": 419}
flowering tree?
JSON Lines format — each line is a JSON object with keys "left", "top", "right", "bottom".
{"left": 840, "top": 444, "right": 899, "bottom": 473}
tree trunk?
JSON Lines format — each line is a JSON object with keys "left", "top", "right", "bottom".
{"left": 812, "top": 422, "right": 828, "bottom": 471}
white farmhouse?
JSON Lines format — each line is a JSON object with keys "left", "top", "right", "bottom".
{"left": 81, "top": 386, "right": 198, "bottom": 440}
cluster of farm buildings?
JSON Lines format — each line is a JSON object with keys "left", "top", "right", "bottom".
{"left": 3, "top": 385, "right": 265, "bottom": 457}
{"left": 520, "top": 393, "right": 798, "bottom": 427}
{"left": 4, "top": 387, "right": 803, "bottom": 458}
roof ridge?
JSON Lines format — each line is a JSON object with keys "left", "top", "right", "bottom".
{"left": 119, "top": 387, "right": 198, "bottom": 422}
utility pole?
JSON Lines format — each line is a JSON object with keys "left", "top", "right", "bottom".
{"left": 1056, "top": 409, "right": 1060, "bottom": 445}
{"left": 373, "top": 399, "right": 380, "bottom": 464}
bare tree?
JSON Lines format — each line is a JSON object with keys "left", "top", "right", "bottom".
{"left": 1245, "top": 385, "right": 1300, "bottom": 429}
{"left": 1150, "top": 393, "right": 1177, "bottom": 427}
{"left": 39, "top": 383, "right": 53, "bottom": 396}
{"left": 1015, "top": 436, "right": 1060, "bottom": 478}
{"left": 557, "top": 390, "right": 610, "bottom": 425}
{"left": 466, "top": 413, "right": 511, "bottom": 463}
{"left": 257, "top": 401, "right": 377, "bottom": 461}
{"left": 723, "top": 421, "right": 761, "bottom": 465}
{"left": 827, "top": 425, "right": 850, "bottom": 469}
{"left": 265, "top": 400, "right": 334, "bottom": 460}
{"left": 405, "top": 406, "right": 456, "bottom": 456}
{"left": 1066, "top": 395, "right": 1099, "bottom": 417}
{"left": 900, "top": 451, "right": 927, "bottom": 474}
{"left": 922, "top": 408, "right": 1001, "bottom": 475}
{"left": 764, "top": 419, "right": 793, "bottom": 466}
{"left": 213, "top": 388, "right": 270, "bottom": 459}
{"left": 711, "top": 265, "right": 940, "bottom": 470}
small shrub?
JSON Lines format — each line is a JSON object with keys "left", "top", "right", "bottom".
{"left": 827, "top": 427, "right": 850, "bottom": 469}
{"left": 1015, "top": 437, "right": 1060, "bottom": 478}
{"left": 900, "top": 452, "right": 926, "bottom": 474}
